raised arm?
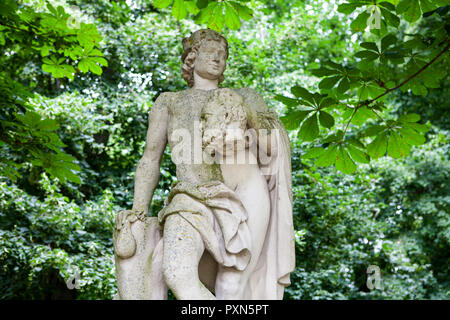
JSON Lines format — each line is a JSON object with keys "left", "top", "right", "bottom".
{"left": 131, "top": 93, "right": 171, "bottom": 214}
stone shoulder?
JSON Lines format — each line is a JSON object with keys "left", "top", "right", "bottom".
{"left": 234, "top": 87, "right": 269, "bottom": 113}
{"left": 151, "top": 91, "right": 179, "bottom": 113}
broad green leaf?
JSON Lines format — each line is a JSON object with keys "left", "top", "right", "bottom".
{"left": 40, "top": 45, "right": 51, "bottom": 57}
{"left": 91, "top": 57, "right": 108, "bottom": 66}
{"left": 379, "top": 2, "right": 396, "bottom": 10}
{"left": 196, "top": 0, "right": 208, "bottom": 9}
{"left": 337, "top": 77, "right": 350, "bottom": 94}
{"left": 298, "top": 113, "right": 319, "bottom": 141}
{"left": 351, "top": 12, "right": 370, "bottom": 32}
{"left": 37, "top": 118, "right": 59, "bottom": 131}
{"left": 338, "top": 2, "right": 364, "bottom": 14}
{"left": 46, "top": 2, "right": 57, "bottom": 14}
{"left": 154, "top": 0, "right": 173, "bottom": 9}
{"left": 185, "top": 1, "right": 200, "bottom": 14}
{"left": 347, "top": 144, "right": 370, "bottom": 163}
{"left": 380, "top": 7, "right": 400, "bottom": 28}
{"left": 15, "top": 111, "right": 41, "bottom": 127}
{"left": 319, "top": 76, "right": 341, "bottom": 90}
{"left": 274, "top": 94, "right": 299, "bottom": 108}
{"left": 355, "top": 50, "right": 380, "bottom": 60}
{"left": 398, "top": 127, "right": 426, "bottom": 145}
{"left": 319, "top": 111, "right": 335, "bottom": 128}
{"left": 367, "top": 131, "right": 388, "bottom": 158}
{"left": 410, "top": 80, "right": 428, "bottom": 96}
{"left": 323, "top": 130, "right": 344, "bottom": 143}
{"left": 42, "top": 58, "right": 68, "bottom": 78}
{"left": 315, "top": 144, "right": 338, "bottom": 167}
{"left": 358, "top": 84, "right": 370, "bottom": 101}
{"left": 224, "top": 3, "right": 241, "bottom": 30}
{"left": 324, "top": 61, "right": 345, "bottom": 72}
{"left": 280, "top": 110, "right": 312, "bottom": 130}
{"left": 347, "top": 137, "right": 364, "bottom": 148}
{"left": 388, "top": 130, "right": 411, "bottom": 158}
{"left": 381, "top": 34, "right": 397, "bottom": 51}
{"left": 77, "top": 24, "right": 102, "bottom": 48}
{"left": 230, "top": 1, "right": 253, "bottom": 21}
{"left": 172, "top": 0, "right": 187, "bottom": 20}
{"left": 403, "top": 122, "right": 430, "bottom": 133}
{"left": 319, "top": 97, "right": 337, "bottom": 109}
{"left": 303, "top": 147, "right": 325, "bottom": 159}
{"left": 311, "top": 67, "right": 339, "bottom": 77}
{"left": 54, "top": 167, "right": 81, "bottom": 184}
{"left": 361, "top": 125, "right": 386, "bottom": 137}
{"left": 291, "top": 86, "right": 315, "bottom": 103}
{"left": 397, "top": 0, "right": 421, "bottom": 22}
{"left": 208, "top": 3, "right": 225, "bottom": 31}
{"left": 420, "top": 0, "right": 437, "bottom": 14}
{"left": 367, "top": 83, "right": 385, "bottom": 99}
{"left": 398, "top": 113, "right": 421, "bottom": 123}
{"left": 361, "top": 42, "right": 379, "bottom": 52}
{"left": 351, "top": 106, "right": 375, "bottom": 126}
{"left": 335, "top": 146, "right": 357, "bottom": 174}
{"left": 78, "top": 57, "right": 103, "bottom": 75}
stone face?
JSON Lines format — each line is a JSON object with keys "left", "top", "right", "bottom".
{"left": 113, "top": 29, "right": 295, "bottom": 300}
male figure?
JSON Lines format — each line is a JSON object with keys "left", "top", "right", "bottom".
{"left": 114, "top": 29, "right": 294, "bottom": 300}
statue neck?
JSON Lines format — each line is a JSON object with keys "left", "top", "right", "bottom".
{"left": 192, "top": 71, "right": 219, "bottom": 90}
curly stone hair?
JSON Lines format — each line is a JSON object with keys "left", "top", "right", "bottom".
{"left": 181, "top": 29, "right": 229, "bottom": 87}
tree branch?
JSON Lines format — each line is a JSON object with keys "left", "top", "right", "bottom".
{"left": 360, "top": 39, "right": 450, "bottom": 108}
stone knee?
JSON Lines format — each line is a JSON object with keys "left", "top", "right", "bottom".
{"left": 161, "top": 215, "right": 209, "bottom": 299}
{"left": 162, "top": 262, "right": 196, "bottom": 292}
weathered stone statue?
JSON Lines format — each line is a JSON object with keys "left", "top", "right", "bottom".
{"left": 113, "top": 29, "right": 295, "bottom": 300}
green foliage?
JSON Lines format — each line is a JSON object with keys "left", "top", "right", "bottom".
{"left": 0, "top": 0, "right": 107, "bottom": 184}
{"left": 0, "top": 0, "right": 448, "bottom": 301}
{"left": 286, "top": 129, "right": 449, "bottom": 299}
{"left": 274, "top": 0, "right": 450, "bottom": 175}
{"left": 0, "top": 174, "right": 118, "bottom": 299}
{"left": 153, "top": 0, "right": 253, "bottom": 31}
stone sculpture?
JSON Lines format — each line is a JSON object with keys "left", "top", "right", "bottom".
{"left": 113, "top": 29, "right": 295, "bottom": 300}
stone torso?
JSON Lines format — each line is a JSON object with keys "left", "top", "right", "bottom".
{"left": 165, "top": 87, "right": 270, "bottom": 187}
{"left": 167, "top": 88, "right": 223, "bottom": 185}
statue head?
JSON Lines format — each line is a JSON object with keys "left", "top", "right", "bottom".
{"left": 181, "top": 29, "right": 229, "bottom": 87}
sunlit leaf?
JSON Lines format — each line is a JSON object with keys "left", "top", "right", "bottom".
{"left": 298, "top": 113, "right": 319, "bottom": 141}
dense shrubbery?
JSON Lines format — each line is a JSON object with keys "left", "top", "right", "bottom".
{"left": 0, "top": 175, "right": 118, "bottom": 299}
{"left": 287, "top": 128, "right": 449, "bottom": 299}
{"left": 0, "top": 0, "right": 448, "bottom": 299}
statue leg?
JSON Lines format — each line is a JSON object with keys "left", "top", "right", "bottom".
{"left": 162, "top": 214, "right": 215, "bottom": 300}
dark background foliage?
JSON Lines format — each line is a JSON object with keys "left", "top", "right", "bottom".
{"left": 0, "top": 0, "right": 448, "bottom": 299}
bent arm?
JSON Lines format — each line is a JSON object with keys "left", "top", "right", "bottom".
{"left": 132, "top": 94, "right": 170, "bottom": 214}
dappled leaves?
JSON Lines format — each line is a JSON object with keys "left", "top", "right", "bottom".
{"left": 153, "top": 0, "right": 253, "bottom": 31}
{"left": 276, "top": 0, "right": 449, "bottom": 174}
{"left": 1, "top": 110, "right": 81, "bottom": 184}
{"left": 0, "top": 2, "right": 107, "bottom": 184}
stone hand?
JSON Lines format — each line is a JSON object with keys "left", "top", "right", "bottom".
{"left": 114, "top": 209, "right": 141, "bottom": 231}
{"left": 114, "top": 209, "right": 143, "bottom": 259}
